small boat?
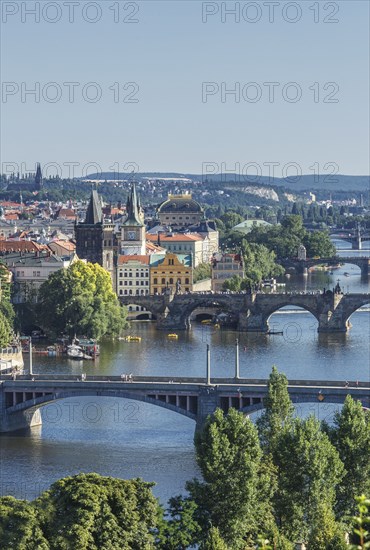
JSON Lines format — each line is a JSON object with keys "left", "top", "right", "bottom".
{"left": 67, "top": 344, "right": 92, "bottom": 359}
{"left": 214, "top": 324, "right": 220, "bottom": 329}
{"left": 201, "top": 319, "right": 212, "bottom": 325}
{"left": 167, "top": 333, "right": 178, "bottom": 339}
{"left": 344, "top": 272, "right": 350, "bottom": 277}
{"left": 47, "top": 346, "right": 57, "bottom": 357}
{"left": 124, "top": 336, "right": 142, "bottom": 342}
{"left": 267, "top": 331, "right": 284, "bottom": 335}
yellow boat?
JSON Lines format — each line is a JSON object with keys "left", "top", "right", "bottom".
{"left": 167, "top": 334, "right": 178, "bottom": 339}
{"left": 125, "top": 336, "right": 142, "bottom": 342}
{"left": 201, "top": 319, "right": 212, "bottom": 325}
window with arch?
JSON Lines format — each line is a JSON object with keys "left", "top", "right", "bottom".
{"left": 154, "top": 278, "right": 158, "bottom": 284}
{"left": 161, "top": 278, "right": 166, "bottom": 285}
{"left": 185, "top": 278, "right": 189, "bottom": 284}
{"left": 169, "top": 278, "right": 173, "bottom": 284}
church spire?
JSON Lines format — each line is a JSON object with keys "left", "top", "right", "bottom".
{"left": 84, "top": 190, "right": 103, "bottom": 225}
{"left": 123, "top": 183, "right": 143, "bottom": 226}
{"left": 34, "top": 162, "right": 42, "bottom": 189}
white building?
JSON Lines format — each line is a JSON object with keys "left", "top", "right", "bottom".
{"left": 3, "top": 251, "right": 76, "bottom": 303}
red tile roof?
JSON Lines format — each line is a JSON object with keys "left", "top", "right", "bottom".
{"left": 117, "top": 255, "right": 150, "bottom": 265}
{"left": 146, "top": 233, "right": 202, "bottom": 242}
{"left": 0, "top": 240, "right": 46, "bottom": 252}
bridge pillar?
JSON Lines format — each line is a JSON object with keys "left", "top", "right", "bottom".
{"left": 238, "top": 311, "right": 269, "bottom": 332}
{"left": 195, "top": 387, "right": 220, "bottom": 433}
{"left": 318, "top": 294, "right": 350, "bottom": 333}
{"left": 0, "top": 386, "right": 42, "bottom": 433}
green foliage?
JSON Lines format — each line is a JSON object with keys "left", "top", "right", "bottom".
{"left": 35, "top": 473, "right": 160, "bottom": 550}
{"left": 257, "top": 366, "right": 294, "bottom": 453}
{"left": 0, "top": 299, "right": 15, "bottom": 328}
{"left": 37, "top": 260, "right": 128, "bottom": 339}
{"left": 158, "top": 495, "right": 201, "bottom": 549}
{"left": 0, "top": 262, "right": 11, "bottom": 302}
{"left": 194, "top": 263, "right": 212, "bottom": 283}
{"left": 200, "top": 527, "right": 229, "bottom": 549}
{"left": 245, "top": 214, "right": 335, "bottom": 259}
{"left": 0, "top": 310, "right": 12, "bottom": 347}
{"left": 0, "top": 496, "right": 49, "bottom": 549}
{"left": 330, "top": 396, "right": 370, "bottom": 520}
{"left": 273, "top": 415, "right": 344, "bottom": 543}
{"left": 350, "top": 495, "right": 370, "bottom": 549}
{"left": 187, "top": 408, "right": 262, "bottom": 548}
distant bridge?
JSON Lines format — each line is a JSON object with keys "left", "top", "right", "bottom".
{"left": 119, "top": 292, "right": 370, "bottom": 332}
{"left": 278, "top": 256, "right": 370, "bottom": 277}
{"left": 329, "top": 228, "right": 370, "bottom": 250}
{"left": 1, "top": 375, "right": 369, "bottom": 433}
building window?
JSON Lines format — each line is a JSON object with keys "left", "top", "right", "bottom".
{"left": 185, "top": 278, "right": 189, "bottom": 284}
{"left": 161, "top": 278, "right": 165, "bottom": 284}
{"left": 154, "top": 288, "right": 158, "bottom": 294}
{"left": 185, "top": 288, "right": 189, "bottom": 292}
{"left": 169, "top": 278, "right": 173, "bottom": 284}
{"left": 154, "top": 278, "right": 158, "bottom": 284}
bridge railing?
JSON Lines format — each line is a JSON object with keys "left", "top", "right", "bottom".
{"left": 0, "top": 373, "right": 369, "bottom": 389}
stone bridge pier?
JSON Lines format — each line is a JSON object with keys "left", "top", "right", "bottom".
{"left": 0, "top": 389, "right": 42, "bottom": 432}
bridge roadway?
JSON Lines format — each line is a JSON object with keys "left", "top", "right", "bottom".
{"left": 120, "top": 291, "right": 370, "bottom": 332}
{"left": 1, "top": 374, "right": 369, "bottom": 433}
{"left": 329, "top": 229, "right": 370, "bottom": 250}
{"left": 278, "top": 256, "right": 370, "bottom": 276}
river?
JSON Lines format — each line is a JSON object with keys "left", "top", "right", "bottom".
{"left": 1, "top": 241, "right": 369, "bottom": 503}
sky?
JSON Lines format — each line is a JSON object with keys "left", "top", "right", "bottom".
{"left": 0, "top": 0, "right": 369, "bottom": 178}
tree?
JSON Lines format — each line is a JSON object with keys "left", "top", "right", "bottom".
{"left": 0, "top": 496, "right": 49, "bottom": 549}
{"left": 35, "top": 473, "right": 161, "bottom": 550}
{"left": 187, "top": 408, "right": 263, "bottom": 548}
{"left": 158, "top": 495, "right": 201, "bottom": 549}
{"left": 222, "top": 275, "right": 245, "bottom": 292}
{"left": 303, "top": 230, "right": 336, "bottom": 257}
{"left": 200, "top": 527, "right": 229, "bottom": 549}
{"left": 194, "top": 263, "right": 212, "bottom": 283}
{"left": 0, "top": 310, "right": 12, "bottom": 347}
{"left": 257, "top": 366, "right": 294, "bottom": 454}
{"left": 273, "top": 416, "right": 344, "bottom": 543}
{"left": 37, "top": 261, "right": 128, "bottom": 339}
{"left": 330, "top": 396, "right": 370, "bottom": 520}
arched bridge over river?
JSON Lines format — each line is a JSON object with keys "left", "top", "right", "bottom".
{"left": 1, "top": 375, "right": 369, "bottom": 433}
{"left": 120, "top": 292, "right": 370, "bottom": 332}
{"left": 278, "top": 256, "right": 370, "bottom": 276}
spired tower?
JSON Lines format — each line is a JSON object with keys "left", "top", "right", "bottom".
{"left": 119, "top": 183, "right": 146, "bottom": 255}
{"left": 34, "top": 163, "right": 43, "bottom": 190}
{"left": 75, "top": 190, "right": 115, "bottom": 278}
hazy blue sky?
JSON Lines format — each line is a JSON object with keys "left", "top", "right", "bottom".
{"left": 1, "top": 1, "right": 369, "bottom": 178}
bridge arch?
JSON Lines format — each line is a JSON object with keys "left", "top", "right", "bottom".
{"left": 343, "top": 300, "right": 370, "bottom": 326}
{"left": 175, "top": 296, "right": 243, "bottom": 328}
{"left": 4, "top": 390, "right": 198, "bottom": 426}
{"left": 262, "top": 301, "right": 320, "bottom": 329}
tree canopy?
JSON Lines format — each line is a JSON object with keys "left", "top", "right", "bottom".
{"left": 37, "top": 260, "right": 128, "bottom": 339}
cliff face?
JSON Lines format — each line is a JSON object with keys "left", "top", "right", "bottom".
{"left": 227, "top": 186, "right": 280, "bottom": 202}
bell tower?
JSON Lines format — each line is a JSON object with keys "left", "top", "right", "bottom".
{"left": 120, "top": 183, "right": 146, "bottom": 255}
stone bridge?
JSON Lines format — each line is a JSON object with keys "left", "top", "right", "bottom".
{"left": 1, "top": 375, "right": 369, "bottom": 433}
{"left": 329, "top": 228, "right": 370, "bottom": 250}
{"left": 120, "top": 292, "right": 370, "bottom": 332}
{"left": 278, "top": 256, "right": 370, "bottom": 277}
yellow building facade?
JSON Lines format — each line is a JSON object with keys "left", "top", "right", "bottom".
{"left": 149, "top": 253, "right": 193, "bottom": 295}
